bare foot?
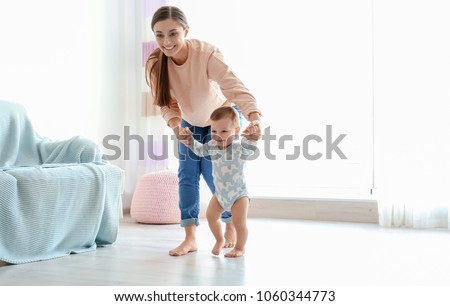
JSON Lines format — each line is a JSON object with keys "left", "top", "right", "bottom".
{"left": 224, "top": 248, "right": 245, "bottom": 258}
{"left": 169, "top": 239, "right": 197, "bottom": 256}
{"left": 212, "top": 239, "right": 225, "bottom": 256}
{"left": 224, "top": 223, "right": 236, "bottom": 248}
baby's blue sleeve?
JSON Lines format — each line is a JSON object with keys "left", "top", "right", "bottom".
{"left": 240, "top": 138, "right": 258, "bottom": 156}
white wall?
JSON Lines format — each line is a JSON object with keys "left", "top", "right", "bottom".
{"left": 374, "top": 0, "right": 450, "bottom": 221}
{"left": 0, "top": 0, "right": 126, "bottom": 146}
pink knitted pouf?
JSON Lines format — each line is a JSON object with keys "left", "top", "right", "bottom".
{"left": 130, "top": 170, "right": 180, "bottom": 224}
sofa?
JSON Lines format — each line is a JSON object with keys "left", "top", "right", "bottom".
{"left": 0, "top": 100, "right": 124, "bottom": 264}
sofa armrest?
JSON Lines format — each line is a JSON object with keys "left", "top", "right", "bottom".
{"left": 39, "top": 136, "right": 104, "bottom": 164}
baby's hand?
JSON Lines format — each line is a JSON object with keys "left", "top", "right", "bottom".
{"left": 179, "top": 127, "right": 193, "bottom": 146}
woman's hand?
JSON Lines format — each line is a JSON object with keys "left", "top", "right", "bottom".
{"left": 172, "top": 125, "right": 182, "bottom": 140}
{"left": 178, "top": 127, "right": 193, "bottom": 146}
{"left": 168, "top": 118, "right": 186, "bottom": 141}
{"left": 241, "top": 120, "right": 261, "bottom": 141}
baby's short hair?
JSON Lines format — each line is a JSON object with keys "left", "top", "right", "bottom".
{"left": 210, "top": 106, "right": 240, "bottom": 127}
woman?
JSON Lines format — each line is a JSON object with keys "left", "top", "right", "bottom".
{"left": 145, "top": 6, "right": 261, "bottom": 256}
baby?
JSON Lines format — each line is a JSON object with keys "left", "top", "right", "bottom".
{"left": 179, "top": 106, "right": 258, "bottom": 257}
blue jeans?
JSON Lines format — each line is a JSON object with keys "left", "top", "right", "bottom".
{"left": 178, "top": 120, "right": 232, "bottom": 226}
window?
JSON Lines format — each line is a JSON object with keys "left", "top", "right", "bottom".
{"left": 169, "top": 0, "right": 374, "bottom": 198}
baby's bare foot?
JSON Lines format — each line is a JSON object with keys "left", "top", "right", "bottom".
{"left": 169, "top": 239, "right": 197, "bottom": 256}
{"left": 224, "top": 248, "right": 245, "bottom": 258}
{"left": 212, "top": 239, "right": 225, "bottom": 256}
{"left": 224, "top": 223, "right": 236, "bottom": 248}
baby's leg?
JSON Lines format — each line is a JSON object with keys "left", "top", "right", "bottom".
{"left": 207, "top": 195, "right": 225, "bottom": 255}
{"left": 225, "top": 196, "right": 249, "bottom": 258}
{"left": 224, "top": 221, "right": 237, "bottom": 248}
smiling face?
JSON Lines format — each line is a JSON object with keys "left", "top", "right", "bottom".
{"left": 153, "top": 18, "right": 189, "bottom": 65}
{"left": 210, "top": 117, "right": 241, "bottom": 150}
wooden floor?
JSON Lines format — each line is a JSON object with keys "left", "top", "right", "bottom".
{"left": 1, "top": 215, "right": 450, "bottom": 286}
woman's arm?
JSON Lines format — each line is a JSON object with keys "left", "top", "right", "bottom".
{"left": 248, "top": 111, "right": 261, "bottom": 122}
{"left": 161, "top": 102, "right": 182, "bottom": 131}
{"left": 207, "top": 49, "right": 262, "bottom": 122}
{"left": 168, "top": 117, "right": 182, "bottom": 140}
{"left": 207, "top": 49, "right": 262, "bottom": 140}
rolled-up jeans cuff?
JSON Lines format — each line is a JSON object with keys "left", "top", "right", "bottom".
{"left": 180, "top": 218, "right": 200, "bottom": 227}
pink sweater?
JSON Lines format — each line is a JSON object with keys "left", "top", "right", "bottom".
{"left": 152, "top": 39, "right": 260, "bottom": 127}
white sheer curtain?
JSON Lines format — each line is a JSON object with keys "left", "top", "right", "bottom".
{"left": 0, "top": 0, "right": 102, "bottom": 141}
{"left": 94, "top": 0, "right": 171, "bottom": 210}
{"left": 117, "top": 0, "right": 170, "bottom": 210}
{"left": 374, "top": 0, "right": 450, "bottom": 229}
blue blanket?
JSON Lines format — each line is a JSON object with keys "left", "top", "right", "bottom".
{"left": 0, "top": 100, "right": 123, "bottom": 264}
